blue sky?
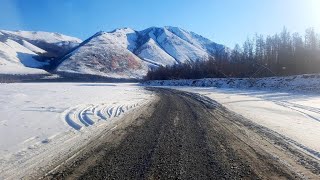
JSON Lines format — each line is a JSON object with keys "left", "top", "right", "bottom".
{"left": 0, "top": 0, "right": 319, "bottom": 47}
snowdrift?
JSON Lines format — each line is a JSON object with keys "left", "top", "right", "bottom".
{"left": 144, "top": 74, "right": 320, "bottom": 93}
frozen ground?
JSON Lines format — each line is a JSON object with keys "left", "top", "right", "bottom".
{"left": 160, "top": 86, "right": 320, "bottom": 157}
{"left": 0, "top": 83, "right": 154, "bottom": 179}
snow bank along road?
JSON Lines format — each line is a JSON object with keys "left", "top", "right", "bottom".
{"left": 42, "top": 88, "right": 320, "bottom": 179}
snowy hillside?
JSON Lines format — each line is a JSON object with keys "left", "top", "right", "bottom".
{"left": 137, "top": 27, "right": 209, "bottom": 63}
{"left": 57, "top": 31, "right": 148, "bottom": 79}
{"left": 0, "top": 39, "right": 48, "bottom": 74}
{"left": 0, "top": 30, "right": 82, "bottom": 75}
{"left": 135, "top": 38, "right": 176, "bottom": 66}
{"left": 136, "top": 26, "right": 227, "bottom": 63}
{"left": 164, "top": 26, "right": 226, "bottom": 56}
{"left": 57, "top": 26, "right": 226, "bottom": 79}
{"left": 20, "top": 40, "right": 47, "bottom": 54}
{"left": 0, "top": 30, "right": 82, "bottom": 57}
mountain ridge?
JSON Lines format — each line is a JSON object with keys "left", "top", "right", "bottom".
{"left": 56, "top": 26, "right": 228, "bottom": 79}
{"left": 0, "top": 27, "right": 227, "bottom": 79}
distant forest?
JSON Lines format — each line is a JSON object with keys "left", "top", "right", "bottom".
{"left": 145, "top": 27, "right": 320, "bottom": 80}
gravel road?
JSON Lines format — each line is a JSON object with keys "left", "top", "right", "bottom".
{"left": 42, "top": 88, "right": 320, "bottom": 180}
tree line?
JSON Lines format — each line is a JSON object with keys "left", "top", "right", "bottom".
{"left": 145, "top": 27, "right": 320, "bottom": 80}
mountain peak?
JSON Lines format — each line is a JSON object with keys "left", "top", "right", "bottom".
{"left": 92, "top": 31, "right": 106, "bottom": 37}
{"left": 109, "top": 27, "right": 136, "bottom": 34}
{"left": 164, "top": 26, "right": 184, "bottom": 31}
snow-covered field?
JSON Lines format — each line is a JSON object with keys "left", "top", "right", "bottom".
{"left": 158, "top": 86, "right": 320, "bottom": 158}
{"left": 0, "top": 83, "right": 154, "bottom": 179}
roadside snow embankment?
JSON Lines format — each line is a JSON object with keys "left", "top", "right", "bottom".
{"left": 144, "top": 74, "right": 320, "bottom": 94}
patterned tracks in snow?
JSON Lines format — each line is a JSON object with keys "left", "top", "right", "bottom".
{"left": 275, "top": 101, "right": 320, "bottom": 123}
{"left": 64, "top": 103, "right": 139, "bottom": 130}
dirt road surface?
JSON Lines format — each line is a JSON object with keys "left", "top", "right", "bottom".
{"left": 41, "top": 88, "right": 320, "bottom": 180}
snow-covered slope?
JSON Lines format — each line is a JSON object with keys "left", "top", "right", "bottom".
{"left": 0, "top": 39, "right": 48, "bottom": 74}
{"left": 143, "top": 27, "right": 209, "bottom": 63}
{"left": 135, "top": 38, "right": 176, "bottom": 66}
{"left": 0, "top": 30, "right": 82, "bottom": 57}
{"left": 57, "top": 26, "right": 226, "bottom": 79}
{"left": 165, "top": 26, "right": 226, "bottom": 55}
{"left": 0, "top": 30, "right": 81, "bottom": 44}
{"left": 0, "top": 30, "right": 82, "bottom": 74}
{"left": 108, "top": 28, "right": 138, "bottom": 51}
{"left": 20, "top": 40, "right": 47, "bottom": 54}
{"left": 57, "top": 31, "right": 148, "bottom": 79}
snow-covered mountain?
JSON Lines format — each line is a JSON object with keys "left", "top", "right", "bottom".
{"left": 57, "top": 30, "right": 148, "bottom": 79}
{"left": 57, "top": 26, "right": 227, "bottom": 79}
{"left": 0, "top": 30, "right": 82, "bottom": 57}
{"left": 0, "top": 27, "right": 226, "bottom": 78}
{"left": 0, "top": 30, "right": 82, "bottom": 74}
